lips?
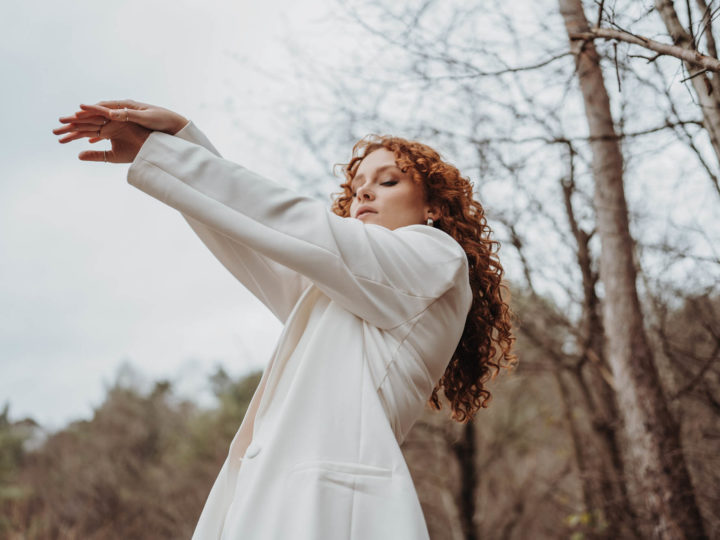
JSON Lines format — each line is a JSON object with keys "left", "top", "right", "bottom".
{"left": 356, "top": 206, "right": 377, "bottom": 218}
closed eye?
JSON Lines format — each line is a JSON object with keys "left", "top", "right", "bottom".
{"left": 351, "top": 179, "right": 397, "bottom": 197}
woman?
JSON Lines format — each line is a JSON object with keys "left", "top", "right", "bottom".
{"left": 52, "top": 100, "right": 516, "bottom": 540}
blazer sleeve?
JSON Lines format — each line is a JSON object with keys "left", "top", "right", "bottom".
{"left": 167, "top": 120, "right": 311, "bottom": 324}
{"left": 127, "top": 129, "right": 469, "bottom": 330}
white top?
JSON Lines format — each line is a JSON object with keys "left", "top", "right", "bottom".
{"left": 126, "top": 120, "right": 473, "bottom": 540}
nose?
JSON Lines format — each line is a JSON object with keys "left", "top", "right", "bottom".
{"left": 356, "top": 183, "right": 375, "bottom": 201}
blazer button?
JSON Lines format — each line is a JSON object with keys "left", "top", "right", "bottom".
{"left": 245, "top": 441, "right": 261, "bottom": 459}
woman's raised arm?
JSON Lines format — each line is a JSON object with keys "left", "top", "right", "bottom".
{"left": 53, "top": 102, "right": 311, "bottom": 323}
{"left": 170, "top": 120, "right": 311, "bottom": 323}
{"left": 126, "top": 129, "right": 470, "bottom": 330}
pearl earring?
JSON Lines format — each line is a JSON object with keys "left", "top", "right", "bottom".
{"left": 426, "top": 217, "right": 434, "bottom": 227}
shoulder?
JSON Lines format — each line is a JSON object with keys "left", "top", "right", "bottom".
{"left": 393, "top": 225, "right": 472, "bottom": 307}
{"left": 392, "top": 224, "right": 467, "bottom": 262}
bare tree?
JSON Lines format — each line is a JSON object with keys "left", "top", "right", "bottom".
{"left": 563, "top": 0, "right": 720, "bottom": 198}
{"left": 558, "top": 0, "right": 707, "bottom": 537}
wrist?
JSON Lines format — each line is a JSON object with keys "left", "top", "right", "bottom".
{"left": 129, "top": 128, "right": 153, "bottom": 163}
{"left": 170, "top": 115, "right": 190, "bottom": 135}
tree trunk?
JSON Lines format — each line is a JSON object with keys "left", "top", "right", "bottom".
{"left": 553, "top": 369, "right": 612, "bottom": 539}
{"left": 562, "top": 161, "right": 641, "bottom": 539}
{"left": 655, "top": 0, "right": 720, "bottom": 184}
{"left": 453, "top": 421, "right": 478, "bottom": 540}
{"left": 557, "top": 0, "right": 708, "bottom": 538}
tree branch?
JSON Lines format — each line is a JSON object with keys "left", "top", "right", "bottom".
{"left": 695, "top": 0, "right": 719, "bottom": 59}
{"left": 570, "top": 26, "right": 720, "bottom": 71}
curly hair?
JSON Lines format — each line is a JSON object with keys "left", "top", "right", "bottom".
{"left": 331, "top": 134, "right": 517, "bottom": 423}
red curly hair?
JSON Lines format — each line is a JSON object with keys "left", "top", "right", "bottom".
{"left": 331, "top": 134, "right": 517, "bottom": 423}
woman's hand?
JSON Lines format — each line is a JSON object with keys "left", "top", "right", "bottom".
{"left": 76, "top": 100, "right": 189, "bottom": 136}
{"left": 53, "top": 108, "right": 153, "bottom": 163}
{"left": 53, "top": 99, "right": 187, "bottom": 163}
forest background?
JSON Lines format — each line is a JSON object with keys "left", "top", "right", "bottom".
{"left": 1, "top": 0, "right": 718, "bottom": 538}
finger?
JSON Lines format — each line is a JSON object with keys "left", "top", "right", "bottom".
{"left": 59, "top": 111, "right": 99, "bottom": 123}
{"left": 56, "top": 131, "right": 89, "bottom": 144}
{"left": 53, "top": 124, "right": 75, "bottom": 135}
{"left": 71, "top": 122, "right": 107, "bottom": 133}
{"left": 54, "top": 129, "right": 104, "bottom": 143}
{"left": 56, "top": 125, "right": 109, "bottom": 142}
{"left": 79, "top": 104, "right": 112, "bottom": 118}
{"left": 79, "top": 104, "right": 136, "bottom": 125}
{"left": 79, "top": 150, "right": 114, "bottom": 162}
{"left": 53, "top": 121, "right": 105, "bottom": 135}
{"left": 81, "top": 103, "right": 139, "bottom": 123}
{"left": 75, "top": 116, "right": 107, "bottom": 125}
{"left": 69, "top": 108, "right": 109, "bottom": 118}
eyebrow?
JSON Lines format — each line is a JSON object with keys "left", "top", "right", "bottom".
{"left": 352, "top": 164, "right": 400, "bottom": 187}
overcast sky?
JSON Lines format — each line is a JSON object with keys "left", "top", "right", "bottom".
{"left": 1, "top": 0, "right": 350, "bottom": 430}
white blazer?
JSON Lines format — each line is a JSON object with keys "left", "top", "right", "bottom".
{"left": 126, "top": 121, "right": 473, "bottom": 540}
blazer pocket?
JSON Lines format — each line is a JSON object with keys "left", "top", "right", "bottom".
{"left": 289, "top": 459, "right": 393, "bottom": 478}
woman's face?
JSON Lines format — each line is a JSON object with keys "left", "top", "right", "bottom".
{"left": 349, "top": 148, "right": 434, "bottom": 230}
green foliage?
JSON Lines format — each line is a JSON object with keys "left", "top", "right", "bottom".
{"left": 0, "top": 403, "right": 38, "bottom": 534}
{"left": 0, "top": 403, "right": 33, "bottom": 486}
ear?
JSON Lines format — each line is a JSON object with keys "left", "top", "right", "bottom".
{"left": 425, "top": 204, "right": 442, "bottom": 222}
